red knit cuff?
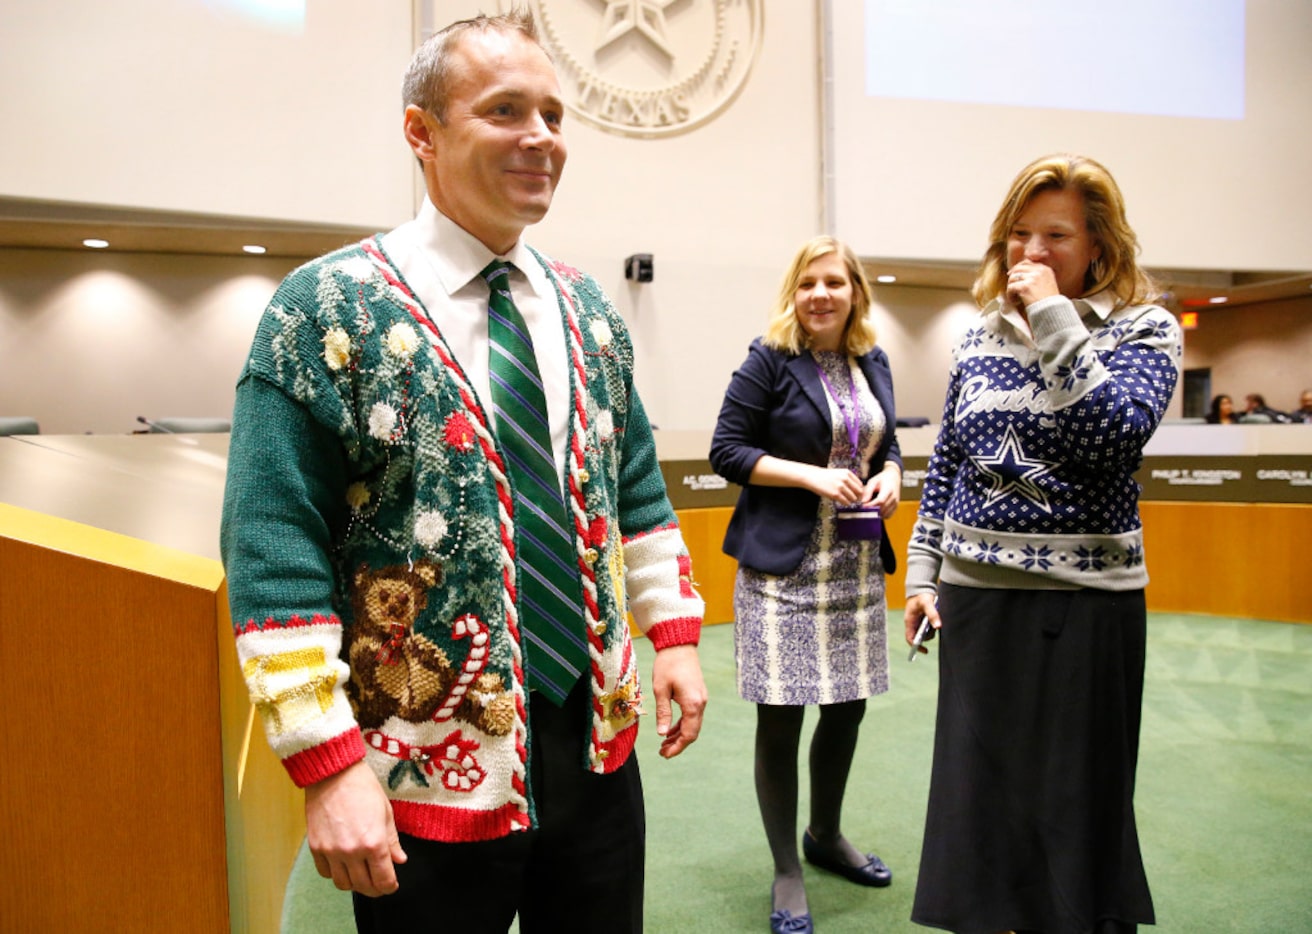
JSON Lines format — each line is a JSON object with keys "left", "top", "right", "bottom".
{"left": 644, "top": 616, "right": 702, "bottom": 651}
{"left": 593, "top": 719, "right": 638, "bottom": 774}
{"left": 283, "top": 729, "right": 367, "bottom": 788}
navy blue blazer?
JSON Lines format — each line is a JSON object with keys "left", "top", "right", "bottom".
{"left": 709, "top": 338, "right": 902, "bottom": 576}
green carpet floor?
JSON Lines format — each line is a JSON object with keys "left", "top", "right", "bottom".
{"left": 282, "top": 613, "right": 1312, "bottom": 932}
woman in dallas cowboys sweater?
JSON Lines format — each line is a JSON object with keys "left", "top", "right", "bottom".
{"left": 904, "top": 154, "right": 1181, "bottom": 934}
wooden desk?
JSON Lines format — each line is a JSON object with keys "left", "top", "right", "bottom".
{"left": 0, "top": 435, "right": 299, "bottom": 934}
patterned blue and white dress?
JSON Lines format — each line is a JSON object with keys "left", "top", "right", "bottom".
{"left": 733, "top": 351, "right": 889, "bottom": 706}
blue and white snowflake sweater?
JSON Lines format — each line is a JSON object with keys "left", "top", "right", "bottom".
{"left": 905, "top": 291, "right": 1181, "bottom": 596}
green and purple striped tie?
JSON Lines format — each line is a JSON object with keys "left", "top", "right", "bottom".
{"left": 482, "top": 260, "right": 588, "bottom": 704}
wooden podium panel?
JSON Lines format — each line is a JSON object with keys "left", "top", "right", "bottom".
{"left": 1140, "top": 501, "right": 1312, "bottom": 623}
{"left": 0, "top": 508, "right": 232, "bottom": 932}
{"left": 0, "top": 434, "right": 303, "bottom": 934}
{"left": 673, "top": 507, "right": 737, "bottom": 624}
{"left": 216, "top": 581, "right": 307, "bottom": 933}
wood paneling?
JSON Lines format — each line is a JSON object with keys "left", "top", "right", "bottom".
{"left": 678, "top": 502, "right": 1312, "bottom": 625}
{"left": 0, "top": 536, "right": 230, "bottom": 933}
{"left": 674, "top": 506, "right": 737, "bottom": 624}
{"left": 0, "top": 504, "right": 303, "bottom": 934}
{"left": 217, "top": 583, "right": 308, "bottom": 934}
{"left": 1141, "top": 501, "right": 1312, "bottom": 622}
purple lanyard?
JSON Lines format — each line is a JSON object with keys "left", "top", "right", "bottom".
{"left": 814, "top": 359, "right": 861, "bottom": 467}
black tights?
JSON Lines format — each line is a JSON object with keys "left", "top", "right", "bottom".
{"left": 754, "top": 700, "right": 866, "bottom": 912}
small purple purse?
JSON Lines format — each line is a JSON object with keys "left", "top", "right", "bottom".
{"left": 835, "top": 504, "right": 882, "bottom": 541}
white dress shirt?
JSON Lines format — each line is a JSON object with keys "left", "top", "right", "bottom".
{"left": 381, "top": 200, "right": 571, "bottom": 484}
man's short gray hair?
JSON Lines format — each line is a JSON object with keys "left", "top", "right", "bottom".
{"left": 402, "top": 9, "right": 542, "bottom": 123}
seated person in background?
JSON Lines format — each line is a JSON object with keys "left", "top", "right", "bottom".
{"left": 1242, "top": 393, "right": 1292, "bottom": 423}
{"left": 1291, "top": 390, "right": 1312, "bottom": 424}
{"left": 1206, "top": 394, "right": 1237, "bottom": 424}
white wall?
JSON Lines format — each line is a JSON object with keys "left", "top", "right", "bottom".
{"left": 0, "top": 249, "right": 295, "bottom": 434}
{"left": 869, "top": 286, "right": 981, "bottom": 422}
{"left": 1, "top": 1, "right": 1301, "bottom": 437}
{"left": 0, "top": 0, "right": 415, "bottom": 227}
{"left": 829, "top": 0, "right": 1312, "bottom": 271}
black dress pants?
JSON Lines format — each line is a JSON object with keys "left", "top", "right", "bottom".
{"left": 352, "top": 676, "right": 646, "bottom": 933}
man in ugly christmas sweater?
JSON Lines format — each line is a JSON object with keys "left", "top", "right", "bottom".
{"left": 220, "top": 12, "right": 706, "bottom": 932}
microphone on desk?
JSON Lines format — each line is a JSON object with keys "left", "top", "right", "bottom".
{"left": 136, "top": 415, "right": 174, "bottom": 433}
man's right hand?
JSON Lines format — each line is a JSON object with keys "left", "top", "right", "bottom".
{"left": 304, "top": 760, "right": 407, "bottom": 897}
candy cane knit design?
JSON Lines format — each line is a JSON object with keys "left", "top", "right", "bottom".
{"left": 544, "top": 262, "right": 623, "bottom": 772}
{"left": 360, "top": 240, "right": 533, "bottom": 826}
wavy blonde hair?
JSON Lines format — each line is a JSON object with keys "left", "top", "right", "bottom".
{"left": 971, "top": 153, "right": 1156, "bottom": 311}
{"left": 762, "top": 236, "right": 878, "bottom": 356}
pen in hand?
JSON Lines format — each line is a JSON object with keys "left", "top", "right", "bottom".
{"left": 908, "top": 616, "right": 935, "bottom": 662}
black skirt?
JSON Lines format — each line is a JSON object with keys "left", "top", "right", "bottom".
{"left": 911, "top": 584, "right": 1155, "bottom": 934}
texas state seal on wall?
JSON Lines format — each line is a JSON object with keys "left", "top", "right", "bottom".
{"left": 505, "top": 0, "right": 764, "bottom": 139}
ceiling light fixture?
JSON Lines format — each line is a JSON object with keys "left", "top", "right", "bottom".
{"left": 1209, "top": 296, "right": 1228, "bottom": 304}
{"left": 875, "top": 274, "right": 897, "bottom": 284}
{"left": 83, "top": 238, "right": 109, "bottom": 249}
{"left": 242, "top": 244, "right": 267, "bottom": 255}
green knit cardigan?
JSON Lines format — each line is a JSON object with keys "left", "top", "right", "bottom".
{"left": 220, "top": 238, "right": 702, "bottom": 842}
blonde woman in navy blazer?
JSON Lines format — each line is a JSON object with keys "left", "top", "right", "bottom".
{"left": 710, "top": 236, "right": 902, "bottom": 934}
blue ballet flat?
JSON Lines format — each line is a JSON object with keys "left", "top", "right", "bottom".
{"left": 769, "top": 908, "right": 814, "bottom": 933}
{"left": 802, "top": 828, "right": 892, "bottom": 887}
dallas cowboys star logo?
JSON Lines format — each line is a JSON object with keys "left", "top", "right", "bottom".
{"left": 976, "top": 423, "right": 1056, "bottom": 514}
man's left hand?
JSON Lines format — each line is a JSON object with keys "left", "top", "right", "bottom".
{"left": 650, "top": 644, "right": 707, "bottom": 758}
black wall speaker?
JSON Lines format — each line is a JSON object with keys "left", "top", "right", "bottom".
{"left": 624, "top": 253, "right": 654, "bottom": 282}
